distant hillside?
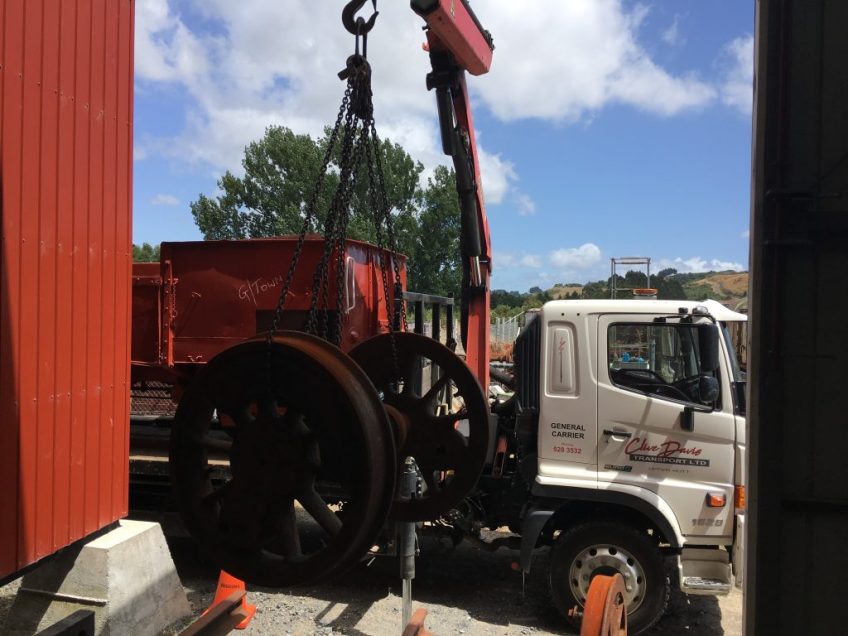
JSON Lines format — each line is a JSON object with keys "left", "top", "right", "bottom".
{"left": 490, "top": 271, "right": 748, "bottom": 318}
{"left": 549, "top": 271, "right": 748, "bottom": 304}
{"left": 549, "top": 284, "right": 584, "bottom": 299}
{"left": 683, "top": 272, "right": 748, "bottom": 303}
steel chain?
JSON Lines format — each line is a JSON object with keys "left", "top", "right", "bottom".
{"left": 266, "top": 46, "right": 405, "bottom": 381}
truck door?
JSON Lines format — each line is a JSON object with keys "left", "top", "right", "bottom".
{"left": 596, "top": 315, "right": 736, "bottom": 541}
{"left": 536, "top": 316, "right": 598, "bottom": 487}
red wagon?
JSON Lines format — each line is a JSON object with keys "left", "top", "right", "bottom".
{"left": 131, "top": 237, "right": 406, "bottom": 387}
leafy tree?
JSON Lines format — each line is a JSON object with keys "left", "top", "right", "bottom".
{"left": 581, "top": 281, "right": 608, "bottom": 299}
{"left": 490, "top": 290, "right": 525, "bottom": 309}
{"left": 191, "top": 125, "right": 423, "bottom": 244}
{"left": 133, "top": 243, "right": 160, "bottom": 262}
{"left": 405, "top": 166, "right": 462, "bottom": 298}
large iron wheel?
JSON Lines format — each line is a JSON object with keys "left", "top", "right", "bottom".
{"left": 349, "top": 332, "right": 489, "bottom": 521}
{"left": 170, "top": 332, "right": 396, "bottom": 587}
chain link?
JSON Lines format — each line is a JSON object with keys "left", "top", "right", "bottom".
{"left": 266, "top": 47, "right": 404, "bottom": 380}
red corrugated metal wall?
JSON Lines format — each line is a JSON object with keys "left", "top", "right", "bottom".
{"left": 0, "top": 0, "right": 134, "bottom": 579}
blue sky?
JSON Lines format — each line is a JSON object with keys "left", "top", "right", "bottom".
{"left": 133, "top": 0, "right": 755, "bottom": 291}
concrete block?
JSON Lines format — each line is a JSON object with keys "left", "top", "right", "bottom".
{"left": 3, "top": 520, "right": 191, "bottom": 635}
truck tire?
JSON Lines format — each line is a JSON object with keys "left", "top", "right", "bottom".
{"left": 549, "top": 520, "right": 669, "bottom": 635}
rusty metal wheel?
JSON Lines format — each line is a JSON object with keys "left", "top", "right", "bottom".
{"left": 349, "top": 332, "right": 489, "bottom": 521}
{"left": 579, "top": 574, "right": 628, "bottom": 636}
{"left": 170, "top": 332, "right": 396, "bottom": 587}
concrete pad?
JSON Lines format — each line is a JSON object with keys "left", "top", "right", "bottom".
{"left": 3, "top": 520, "right": 190, "bottom": 636}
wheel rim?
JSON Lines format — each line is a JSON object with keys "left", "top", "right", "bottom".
{"left": 349, "top": 332, "right": 489, "bottom": 521}
{"left": 568, "top": 543, "right": 647, "bottom": 613}
{"left": 170, "top": 332, "right": 396, "bottom": 587}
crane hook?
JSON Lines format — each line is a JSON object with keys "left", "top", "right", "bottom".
{"left": 342, "top": 0, "right": 379, "bottom": 36}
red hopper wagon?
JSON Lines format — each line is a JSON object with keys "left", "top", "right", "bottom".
{"left": 131, "top": 237, "right": 407, "bottom": 386}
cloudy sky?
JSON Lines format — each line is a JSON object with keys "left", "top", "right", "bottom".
{"left": 133, "top": 0, "right": 755, "bottom": 291}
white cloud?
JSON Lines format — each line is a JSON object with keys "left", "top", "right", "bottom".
{"left": 496, "top": 251, "right": 542, "bottom": 269}
{"left": 662, "top": 15, "right": 685, "bottom": 47}
{"left": 657, "top": 257, "right": 745, "bottom": 273}
{"left": 135, "top": 0, "right": 721, "bottom": 188}
{"left": 516, "top": 194, "right": 536, "bottom": 217}
{"left": 135, "top": 0, "right": 209, "bottom": 84}
{"left": 476, "top": 2, "right": 715, "bottom": 122}
{"left": 719, "top": 35, "right": 754, "bottom": 115}
{"left": 740, "top": 229, "right": 750, "bottom": 239}
{"left": 477, "top": 148, "right": 518, "bottom": 205}
{"left": 521, "top": 254, "right": 542, "bottom": 268}
{"left": 151, "top": 194, "right": 180, "bottom": 206}
{"left": 550, "top": 243, "right": 603, "bottom": 269}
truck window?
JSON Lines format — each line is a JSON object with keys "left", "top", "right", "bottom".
{"left": 607, "top": 323, "right": 720, "bottom": 407}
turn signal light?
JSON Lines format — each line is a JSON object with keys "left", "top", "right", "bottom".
{"left": 735, "top": 485, "right": 746, "bottom": 510}
{"left": 706, "top": 492, "right": 726, "bottom": 508}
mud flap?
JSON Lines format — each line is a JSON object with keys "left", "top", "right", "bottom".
{"left": 519, "top": 509, "right": 554, "bottom": 572}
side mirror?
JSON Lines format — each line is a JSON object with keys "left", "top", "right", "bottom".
{"left": 699, "top": 376, "right": 720, "bottom": 403}
{"left": 698, "top": 325, "right": 720, "bottom": 372}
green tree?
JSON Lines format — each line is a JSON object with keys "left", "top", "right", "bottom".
{"left": 190, "top": 126, "right": 424, "bottom": 244}
{"left": 132, "top": 242, "right": 160, "bottom": 262}
{"left": 581, "top": 281, "right": 608, "bottom": 299}
{"left": 405, "top": 166, "right": 461, "bottom": 297}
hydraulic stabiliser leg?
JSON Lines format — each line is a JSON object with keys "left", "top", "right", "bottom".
{"left": 398, "top": 457, "right": 420, "bottom": 628}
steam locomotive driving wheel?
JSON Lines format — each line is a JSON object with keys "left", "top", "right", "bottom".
{"left": 170, "top": 332, "right": 396, "bottom": 587}
{"left": 350, "top": 332, "right": 490, "bottom": 521}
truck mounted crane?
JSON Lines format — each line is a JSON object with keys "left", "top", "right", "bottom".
{"left": 166, "top": 3, "right": 748, "bottom": 634}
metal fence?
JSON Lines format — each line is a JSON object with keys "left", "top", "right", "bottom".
{"left": 491, "top": 312, "right": 524, "bottom": 343}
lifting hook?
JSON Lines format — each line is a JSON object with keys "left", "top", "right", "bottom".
{"left": 342, "top": 0, "right": 379, "bottom": 36}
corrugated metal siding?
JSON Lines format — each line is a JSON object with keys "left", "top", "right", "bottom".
{"left": 0, "top": 0, "right": 134, "bottom": 579}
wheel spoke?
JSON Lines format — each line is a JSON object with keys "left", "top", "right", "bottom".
{"left": 194, "top": 433, "right": 233, "bottom": 452}
{"left": 430, "top": 409, "right": 468, "bottom": 429}
{"left": 421, "top": 373, "right": 451, "bottom": 407}
{"left": 420, "top": 466, "right": 440, "bottom": 494}
{"left": 277, "top": 498, "right": 302, "bottom": 559}
{"left": 225, "top": 407, "right": 254, "bottom": 428}
{"left": 201, "top": 480, "right": 232, "bottom": 507}
{"left": 401, "top": 353, "right": 420, "bottom": 396}
{"left": 297, "top": 486, "right": 343, "bottom": 536}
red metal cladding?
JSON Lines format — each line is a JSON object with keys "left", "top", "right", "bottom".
{"left": 0, "top": 0, "right": 134, "bottom": 579}
{"left": 131, "top": 238, "right": 406, "bottom": 384}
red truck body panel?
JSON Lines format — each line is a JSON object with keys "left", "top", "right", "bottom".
{"left": 0, "top": 0, "right": 134, "bottom": 579}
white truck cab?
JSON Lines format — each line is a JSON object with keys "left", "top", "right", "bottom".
{"left": 498, "top": 299, "right": 746, "bottom": 634}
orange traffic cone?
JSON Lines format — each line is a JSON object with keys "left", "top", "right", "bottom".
{"left": 202, "top": 570, "right": 257, "bottom": 629}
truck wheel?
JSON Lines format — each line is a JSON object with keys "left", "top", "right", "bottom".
{"left": 549, "top": 521, "right": 669, "bottom": 635}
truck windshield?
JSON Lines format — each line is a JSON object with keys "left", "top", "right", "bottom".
{"left": 720, "top": 322, "right": 746, "bottom": 382}
{"left": 607, "top": 322, "right": 720, "bottom": 407}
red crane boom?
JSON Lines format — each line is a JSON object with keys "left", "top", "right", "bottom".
{"left": 412, "top": 0, "right": 494, "bottom": 389}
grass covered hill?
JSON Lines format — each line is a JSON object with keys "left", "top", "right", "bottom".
{"left": 492, "top": 270, "right": 748, "bottom": 318}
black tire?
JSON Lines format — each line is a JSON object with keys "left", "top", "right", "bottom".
{"left": 549, "top": 520, "right": 669, "bottom": 635}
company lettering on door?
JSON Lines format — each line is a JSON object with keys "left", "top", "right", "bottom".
{"left": 624, "top": 437, "right": 710, "bottom": 467}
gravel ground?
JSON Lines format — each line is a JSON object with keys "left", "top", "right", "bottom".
{"left": 159, "top": 531, "right": 742, "bottom": 636}
{"left": 0, "top": 527, "right": 742, "bottom": 636}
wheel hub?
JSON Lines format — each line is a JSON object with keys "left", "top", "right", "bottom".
{"left": 569, "top": 544, "right": 647, "bottom": 613}
{"left": 349, "top": 332, "right": 489, "bottom": 521}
